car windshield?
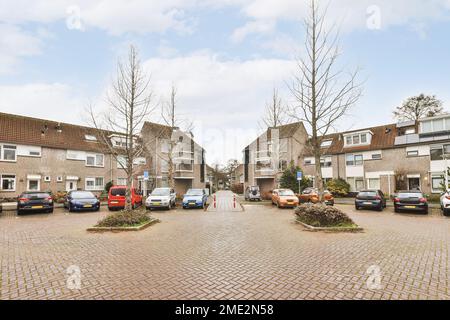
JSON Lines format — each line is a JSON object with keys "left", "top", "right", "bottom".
{"left": 111, "top": 188, "right": 126, "bottom": 196}
{"left": 152, "top": 188, "right": 170, "bottom": 196}
{"left": 72, "top": 191, "right": 95, "bottom": 199}
{"left": 358, "top": 191, "right": 377, "bottom": 197}
{"left": 186, "top": 189, "right": 203, "bottom": 196}
{"left": 250, "top": 187, "right": 259, "bottom": 191}
{"left": 21, "top": 193, "right": 50, "bottom": 199}
{"left": 398, "top": 192, "right": 423, "bottom": 198}
{"left": 279, "top": 190, "right": 295, "bottom": 196}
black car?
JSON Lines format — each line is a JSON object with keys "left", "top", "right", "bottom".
{"left": 17, "top": 192, "right": 54, "bottom": 215}
{"left": 394, "top": 190, "right": 428, "bottom": 214}
{"left": 64, "top": 191, "right": 101, "bottom": 212}
{"left": 355, "top": 190, "right": 386, "bottom": 211}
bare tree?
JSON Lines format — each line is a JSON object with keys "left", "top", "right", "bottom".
{"left": 260, "top": 88, "right": 287, "bottom": 129}
{"left": 160, "top": 84, "right": 194, "bottom": 189}
{"left": 288, "top": 0, "right": 363, "bottom": 200}
{"left": 89, "top": 45, "right": 154, "bottom": 211}
{"left": 393, "top": 94, "right": 443, "bottom": 122}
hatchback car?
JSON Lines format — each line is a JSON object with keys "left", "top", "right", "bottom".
{"left": 298, "top": 188, "right": 334, "bottom": 206}
{"left": 182, "top": 189, "right": 208, "bottom": 209}
{"left": 17, "top": 192, "right": 54, "bottom": 215}
{"left": 355, "top": 190, "right": 386, "bottom": 211}
{"left": 64, "top": 191, "right": 100, "bottom": 212}
{"left": 244, "top": 186, "right": 262, "bottom": 201}
{"left": 146, "top": 188, "right": 176, "bottom": 210}
{"left": 394, "top": 190, "right": 428, "bottom": 214}
{"left": 271, "top": 189, "right": 299, "bottom": 208}
{"left": 440, "top": 191, "right": 450, "bottom": 216}
{"left": 108, "top": 186, "right": 143, "bottom": 211}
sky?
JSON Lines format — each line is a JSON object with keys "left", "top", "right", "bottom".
{"left": 1, "top": 0, "right": 450, "bottom": 165}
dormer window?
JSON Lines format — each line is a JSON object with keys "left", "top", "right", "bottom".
{"left": 344, "top": 131, "right": 372, "bottom": 147}
{"left": 85, "top": 134, "right": 97, "bottom": 141}
{"left": 320, "top": 140, "right": 333, "bottom": 148}
{"left": 420, "top": 115, "right": 450, "bottom": 134}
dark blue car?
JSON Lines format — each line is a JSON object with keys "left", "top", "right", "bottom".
{"left": 182, "top": 189, "right": 208, "bottom": 209}
{"left": 64, "top": 191, "right": 100, "bottom": 212}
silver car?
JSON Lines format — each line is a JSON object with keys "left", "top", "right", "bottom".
{"left": 440, "top": 191, "right": 450, "bottom": 216}
{"left": 146, "top": 188, "right": 176, "bottom": 210}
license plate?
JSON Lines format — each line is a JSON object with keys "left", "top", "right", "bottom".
{"left": 84, "top": 205, "right": 93, "bottom": 208}
{"left": 153, "top": 202, "right": 161, "bottom": 206}
{"left": 189, "top": 203, "right": 196, "bottom": 206}
{"left": 364, "top": 202, "right": 372, "bottom": 205}
{"left": 32, "top": 206, "right": 43, "bottom": 209}
{"left": 404, "top": 205, "right": 416, "bottom": 209}
{"left": 111, "top": 201, "right": 119, "bottom": 204}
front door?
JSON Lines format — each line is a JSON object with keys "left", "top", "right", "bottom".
{"left": 66, "top": 181, "right": 77, "bottom": 192}
{"left": 408, "top": 178, "right": 420, "bottom": 191}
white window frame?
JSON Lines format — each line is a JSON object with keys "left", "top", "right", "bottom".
{"left": 85, "top": 134, "right": 98, "bottom": 141}
{"left": 1, "top": 174, "right": 16, "bottom": 192}
{"left": 320, "top": 140, "right": 333, "bottom": 148}
{"left": 44, "top": 176, "right": 51, "bottom": 182}
{"left": 368, "top": 178, "right": 380, "bottom": 190}
{"left": 0, "top": 144, "right": 17, "bottom": 162}
{"left": 85, "top": 177, "right": 104, "bottom": 191}
{"left": 86, "top": 154, "right": 104, "bottom": 167}
{"left": 27, "top": 179, "right": 41, "bottom": 192}
{"left": 117, "top": 178, "right": 127, "bottom": 186}
{"left": 343, "top": 132, "right": 372, "bottom": 147}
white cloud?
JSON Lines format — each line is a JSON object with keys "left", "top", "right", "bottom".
{"left": 0, "top": 83, "right": 85, "bottom": 123}
{"left": 143, "top": 52, "right": 295, "bottom": 163}
{"left": 231, "top": 20, "right": 275, "bottom": 43}
{"left": 0, "top": 24, "right": 43, "bottom": 74}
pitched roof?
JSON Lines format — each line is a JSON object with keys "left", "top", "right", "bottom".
{"left": 270, "top": 122, "right": 304, "bottom": 139}
{"left": 319, "top": 123, "right": 398, "bottom": 154}
{"left": 0, "top": 112, "right": 112, "bottom": 153}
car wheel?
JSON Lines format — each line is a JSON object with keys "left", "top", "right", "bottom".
{"left": 68, "top": 204, "right": 73, "bottom": 213}
{"left": 48, "top": 209, "right": 54, "bottom": 214}
{"left": 17, "top": 210, "right": 22, "bottom": 216}
{"left": 276, "top": 202, "right": 280, "bottom": 208}
{"left": 443, "top": 209, "right": 450, "bottom": 217}
{"left": 377, "top": 205, "right": 383, "bottom": 212}
{"left": 355, "top": 206, "right": 360, "bottom": 210}
{"left": 423, "top": 209, "right": 429, "bottom": 215}
{"left": 394, "top": 208, "right": 400, "bottom": 213}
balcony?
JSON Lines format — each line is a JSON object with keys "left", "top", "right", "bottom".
{"left": 255, "top": 150, "right": 272, "bottom": 161}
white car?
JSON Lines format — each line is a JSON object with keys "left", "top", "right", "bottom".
{"left": 146, "top": 188, "right": 177, "bottom": 210}
{"left": 440, "top": 191, "right": 450, "bottom": 216}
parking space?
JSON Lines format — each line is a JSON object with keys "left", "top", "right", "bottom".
{"left": 1, "top": 203, "right": 449, "bottom": 300}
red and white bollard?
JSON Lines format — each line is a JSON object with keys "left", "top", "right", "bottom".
{"left": 233, "top": 194, "right": 236, "bottom": 209}
{"left": 213, "top": 194, "right": 216, "bottom": 209}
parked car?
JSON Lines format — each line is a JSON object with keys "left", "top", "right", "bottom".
{"left": 108, "top": 186, "right": 143, "bottom": 211}
{"left": 271, "top": 189, "right": 299, "bottom": 208}
{"left": 17, "top": 192, "right": 54, "bottom": 215}
{"left": 244, "top": 186, "right": 262, "bottom": 201}
{"left": 146, "top": 188, "right": 176, "bottom": 210}
{"left": 355, "top": 190, "right": 386, "bottom": 211}
{"left": 297, "top": 188, "right": 334, "bottom": 206}
{"left": 440, "top": 191, "right": 450, "bottom": 216}
{"left": 182, "top": 189, "right": 208, "bottom": 209}
{"left": 64, "top": 191, "right": 100, "bottom": 212}
{"left": 394, "top": 190, "right": 428, "bottom": 214}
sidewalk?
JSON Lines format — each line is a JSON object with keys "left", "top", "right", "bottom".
{"left": 0, "top": 201, "right": 108, "bottom": 211}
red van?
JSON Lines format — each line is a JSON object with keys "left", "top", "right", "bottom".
{"left": 108, "top": 186, "right": 143, "bottom": 211}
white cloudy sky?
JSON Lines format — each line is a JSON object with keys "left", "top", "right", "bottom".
{"left": 1, "top": 0, "right": 450, "bottom": 164}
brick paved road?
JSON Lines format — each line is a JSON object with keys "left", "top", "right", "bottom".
{"left": 207, "top": 191, "right": 243, "bottom": 212}
{"left": 0, "top": 204, "right": 449, "bottom": 300}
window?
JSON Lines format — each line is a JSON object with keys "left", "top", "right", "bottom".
{"left": 85, "top": 134, "right": 97, "bottom": 141}
{"left": 67, "top": 150, "right": 85, "bottom": 160}
{"left": 117, "top": 156, "right": 128, "bottom": 169}
{"left": 28, "top": 180, "right": 40, "bottom": 191}
{"left": 421, "top": 121, "right": 432, "bottom": 133}
{"left": 434, "top": 119, "right": 444, "bottom": 132}
{"left": 278, "top": 159, "right": 288, "bottom": 171}
{"left": 360, "top": 134, "right": 367, "bottom": 143}
{"left": 368, "top": 178, "right": 380, "bottom": 190}
{"left": 407, "top": 150, "right": 419, "bottom": 157}
{"left": 346, "top": 136, "right": 352, "bottom": 145}
{"left": 354, "top": 155, "right": 363, "bottom": 166}
{"left": 348, "top": 177, "right": 365, "bottom": 192}
{"left": 57, "top": 176, "right": 63, "bottom": 182}
{"left": 304, "top": 159, "right": 312, "bottom": 165}
{"left": 86, "top": 154, "right": 104, "bottom": 167}
{"left": 85, "top": 177, "right": 104, "bottom": 191}
{"left": 1, "top": 175, "right": 16, "bottom": 191}
{"left": 44, "top": 176, "right": 51, "bottom": 182}
{"left": 346, "top": 154, "right": 354, "bottom": 166}
{"left": 371, "top": 154, "right": 382, "bottom": 160}
{"left": 353, "top": 135, "right": 360, "bottom": 144}
{"left": 320, "top": 157, "right": 332, "bottom": 168}
{"left": 405, "top": 128, "right": 416, "bottom": 135}
{"left": 432, "top": 176, "right": 444, "bottom": 192}
{"left": 320, "top": 140, "right": 333, "bottom": 148}
{"left": 117, "top": 178, "right": 127, "bottom": 186}
{"left": 161, "top": 139, "right": 170, "bottom": 153}
{"left": 347, "top": 154, "right": 363, "bottom": 166}
{"left": 421, "top": 118, "right": 450, "bottom": 134}
{"left": 430, "top": 147, "right": 443, "bottom": 161}
{"left": 1, "top": 145, "right": 17, "bottom": 161}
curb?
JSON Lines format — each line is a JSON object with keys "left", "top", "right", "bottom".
{"left": 87, "top": 218, "right": 160, "bottom": 232}
{"left": 296, "top": 220, "right": 364, "bottom": 233}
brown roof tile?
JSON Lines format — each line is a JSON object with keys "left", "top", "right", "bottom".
{"left": 0, "top": 112, "right": 112, "bottom": 152}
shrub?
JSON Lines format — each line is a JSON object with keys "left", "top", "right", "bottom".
{"left": 279, "top": 163, "right": 310, "bottom": 193}
{"left": 105, "top": 181, "right": 114, "bottom": 193}
{"left": 95, "top": 210, "right": 152, "bottom": 228}
{"left": 52, "top": 191, "right": 68, "bottom": 204}
{"left": 294, "top": 203, "right": 356, "bottom": 228}
{"left": 326, "top": 178, "right": 351, "bottom": 197}
{"left": 231, "top": 183, "right": 244, "bottom": 194}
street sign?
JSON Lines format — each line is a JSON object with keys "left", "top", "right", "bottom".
{"left": 144, "top": 171, "right": 149, "bottom": 181}
{"left": 297, "top": 171, "right": 303, "bottom": 181}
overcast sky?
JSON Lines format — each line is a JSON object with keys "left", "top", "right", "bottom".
{"left": 1, "top": 0, "right": 450, "bottom": 165}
